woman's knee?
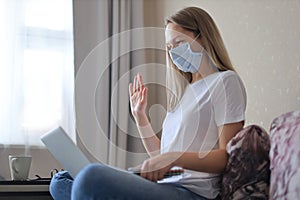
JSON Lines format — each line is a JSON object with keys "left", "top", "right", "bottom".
{"left": 72, "top": 164, "right": 117, "bottom": 198}
{"left": 72, "top": 164, "right": 107, "bottom": 187}
{"left": 49, "top": 171, "right": 73, "bottom": 199}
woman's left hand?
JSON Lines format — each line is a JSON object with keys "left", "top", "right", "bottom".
{"left": 140, "top": 152, "right": 180, "bottom": 182}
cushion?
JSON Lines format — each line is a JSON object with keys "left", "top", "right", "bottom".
{"left": 221, "top": 125, "right": 270, "bottom": 199}
{"left": 269, "top": 110, "right": 300, "bottom": 199}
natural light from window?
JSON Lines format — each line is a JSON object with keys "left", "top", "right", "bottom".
{"left": 24, "top": 0, "right": 69, "bottom": 31}
{"left": 22, "top": 50, "right": 63, "bottom": 130}
{"left": 0, "top": 0, "right": 74, "bottom": 146}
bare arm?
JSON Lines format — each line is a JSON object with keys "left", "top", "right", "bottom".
{"left": 173, "top": 121, "right": 244, "bottom": 173}
{"left": 174, "top": 122, "right": 244, "bottom": 173}
{"left": 140, "top": 121, "right": 244, "bottom": 181}
{"left": 129, "top": 73, "right": 161, "bottom": 157}
{"left": 135, "top": 114, "right": 160, "bottom": 157}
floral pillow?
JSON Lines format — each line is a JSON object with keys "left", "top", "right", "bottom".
{"left": 269, "top": 110, "right": 300, "bottom": 199}
{"left": 221, "top": 125, "right": 270, "bottom": 199}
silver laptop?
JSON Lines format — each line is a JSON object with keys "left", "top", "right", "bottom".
{"left": 41, "top": 127, "right": 91, "bottom": 178}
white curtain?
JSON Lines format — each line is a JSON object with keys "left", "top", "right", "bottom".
{"left": 0, "top": 0, "right": 75, "bottom": 147}
{"left": 73, "top": 0, "right": 168, "bottom": 169}
{"left": 74, "top": 0, "right": 149, "bottom": 169}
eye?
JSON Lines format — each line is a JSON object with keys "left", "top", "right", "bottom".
{"left": 175, "top": 40, "right": 183, "bottom": 45}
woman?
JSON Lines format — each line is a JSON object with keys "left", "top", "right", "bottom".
{"left": 50, "top": 6, "right": 246, "bottom": 200}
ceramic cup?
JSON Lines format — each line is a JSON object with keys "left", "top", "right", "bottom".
{"left": 9, "top": 155, "right": 32, "bottom": 180}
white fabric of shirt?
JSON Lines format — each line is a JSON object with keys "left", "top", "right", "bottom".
{"left": 160, "top": 70, "right": 247, "bottom": 199}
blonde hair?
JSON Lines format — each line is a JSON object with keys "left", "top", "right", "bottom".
{"left": 165, "top": 6, "right": 235, "bottom": 111}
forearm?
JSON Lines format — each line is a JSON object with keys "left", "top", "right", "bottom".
{"left": 171, "top": 149, "right": 228, "bottom": 174}
{"left": 135, "top": 113, "right": 161, "bottom": 157}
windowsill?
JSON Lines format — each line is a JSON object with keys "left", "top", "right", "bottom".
{"left": 0, "top": 144, "right": 46, "bottom": 149}
{"left": 0, "top": 146, "right": 62, "bottom": 180}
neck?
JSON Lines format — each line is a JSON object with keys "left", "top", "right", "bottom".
{"left": 191, "top": 73, "right": 202, "bottom": 83}
{"left": 191, "top": 66, "right": 219, "bottom": 83}
{"left": 191, "top": 53, "right": 220, "bottom": 83}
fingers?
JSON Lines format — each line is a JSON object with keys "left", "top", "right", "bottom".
{"left": 140, "top": 160, "right": 166, "bottom": 182}
{"left": 138, "top": 73, "right": 144, "bottom": 92}
{"left": 129, "top": 73, "right": 145, "bottom": 94}
{"left": 140, "top": 87, "right": 147, "bottom": 103}
{"left": 141, "top": 170, "right": 165, "bottom": 182}
{"left": 133, "top": 75, "right": 138, "bottom": 92}
{"left": 152, "top": 171, "right": 159, "bottom": 182}
{"left": 141, "top": 161, "right": 151, "bottom": 181}
{"left": 129, "top": 83, "right": 133, "bottom": 96}
{"left": 136, "top": 73, "right": 143, "bottom": 93}
{"left": 141, "top": 170, "right": 154, "bottom": 182}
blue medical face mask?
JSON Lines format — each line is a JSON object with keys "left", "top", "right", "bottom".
{"left": 169, "top": 38, "right": 203, "bottom": 73}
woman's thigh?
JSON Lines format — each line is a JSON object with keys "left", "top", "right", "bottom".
{"left": 71, "top": 163, "right": 205, "bottom": 200}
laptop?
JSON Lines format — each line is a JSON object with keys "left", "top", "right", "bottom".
{"left": 41, "top": 127, "right": 185, "bottom": 180}
{"left": 41, "top": 127, "right": 92, "bottom": 178}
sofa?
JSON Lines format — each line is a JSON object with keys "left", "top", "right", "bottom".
{"left": 221, "top": 110, "right": 300, "bottom": 199}
{"left": 269, "top": 110, "right": 300, "bottom": 199}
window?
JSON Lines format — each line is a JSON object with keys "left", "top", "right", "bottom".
{"left": 0, "top": 0, "right": 75, "bottom": 146}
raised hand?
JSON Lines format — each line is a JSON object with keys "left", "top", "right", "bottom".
{"left": 129, "top": 73, "right": 148, "bottom": 121}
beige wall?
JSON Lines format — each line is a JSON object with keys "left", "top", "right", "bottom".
{"left": 144, "top": 0, "right": 300, "bottom": 131}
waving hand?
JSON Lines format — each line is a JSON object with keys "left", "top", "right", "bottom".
{"left": 129, "top": 73, "right": 148, "bottom": 120}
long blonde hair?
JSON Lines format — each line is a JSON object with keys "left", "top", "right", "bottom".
{"left": 165, "top": 7, "right": 235, "bottom": 111}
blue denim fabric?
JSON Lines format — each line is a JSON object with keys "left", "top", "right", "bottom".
{"left": 49, "top": 170, "right": 73, "bottom": 200}
{"left": 50, "top": 163, "right": 210, "bottom": 200}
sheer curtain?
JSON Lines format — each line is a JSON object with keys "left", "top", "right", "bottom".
{"left": 73, "top": 0, "right": 166, "bottom": 169}
{"left": 74, "top": 0, "right": 150, "bottom": 169}
{"left": 0, "top": 0, "right": 75, "bottom": 147}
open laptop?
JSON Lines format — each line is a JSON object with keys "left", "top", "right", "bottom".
{"left": 41, "top": 127, "right": 185, "bottom": 180}
{"left": 41, "top": 127, "right": 92, "bottom": 178}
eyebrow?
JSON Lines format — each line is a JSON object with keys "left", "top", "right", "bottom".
{"left": 166, "top": 35, "right": 183, "bottom": 45}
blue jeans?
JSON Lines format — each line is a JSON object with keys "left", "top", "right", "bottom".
{"left": 50, "top": 163, "right": 210, "bottom": 200}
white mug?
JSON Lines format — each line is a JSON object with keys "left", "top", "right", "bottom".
{"left": 9, "top": 155, "right": 32, "bottom": 180}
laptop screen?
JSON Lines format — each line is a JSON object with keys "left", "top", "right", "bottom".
{"left": 41, "top": 127, "right": 91, "bottom": 178}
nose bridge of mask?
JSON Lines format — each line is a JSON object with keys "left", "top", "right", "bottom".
{"left": 178, "top": 33, "right": 202, "bottom": 63}
{"left": 168, "top": 33, "right": 202, "bottom": 67}
{"left": 168, "top": 43, "right": 186, "bottom": 64}
{"left": 178, "top": 33, "right": 202, "bottom": 59}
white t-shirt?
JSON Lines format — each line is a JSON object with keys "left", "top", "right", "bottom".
{"left": 160, "top": 70, "right": 247, "bottom": 199}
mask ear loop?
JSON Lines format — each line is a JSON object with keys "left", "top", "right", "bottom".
{"left": 190, "top": 33, "right": 204, "bottom": 53}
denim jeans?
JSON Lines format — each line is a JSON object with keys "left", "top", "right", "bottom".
{"left": 49, "top": 163, "right": 210, "bottom": 200}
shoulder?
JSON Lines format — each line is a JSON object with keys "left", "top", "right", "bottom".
{"left": 206, "top": 70, "right": 242, "bottom": 86}
{"left": 216, "top": 70, "right": 245, "bottom": 89}
{"left": 212, "top": 70, "right": 247, "bottom": 104}
{"left": 218, "top": 70, "right": 240, "bottom": 80}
